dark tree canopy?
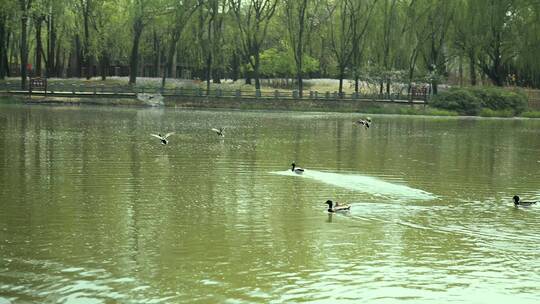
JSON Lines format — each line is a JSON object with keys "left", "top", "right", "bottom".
{"left": 1, "top": 0, "right": 539, "bottom": 90}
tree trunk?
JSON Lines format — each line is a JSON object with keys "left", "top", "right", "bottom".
{"left": 46, "top": 13, "right": 56, "bottom": 78}
{"left": 297, "top": 70, "right": 303, "bottom": 98}
{"left": 161, "top": 39, "right": 175, "bottom": 88}
{"left": 254, "top": 51, "right": 260, "bottom": 90}
{"left": 35, "top": 17, "right": 43, "bottom": 76}
{"left": 100, "top": 50, "right": 108, "bottom": 80}
{"left": 231, "top": 50, "right": 239, "bottom": 81}
{"left": 153, "top": 30, "right": 160, "bottom": 77}
{"left": 0, "top": 13, "right": 6, "bottom": 79}
{"left": 469, "top": 49, "right": 476, "bottom": 86}
{"left": 129, "top": 18, "right": 143, "bottom": 85}
{"left": 206, "top": 53, "right": 211, "bottom": 94}
{"left": 338, "top": 66, "right": 344, "bottom": 97}
{"left": 139, "top": 52, "right": 144, "bottom": 77}
{"left": 20, "top": 1, "right": 30, "bottom": 89}
{"left": 407, "top": 49, "right": 418, "bottom": 99}
{"left": 3, "top": 29, "right": 9, "bottom": 77}
{"left": 83, "top": 0, "right": 91, "bottom": 79}
{"left": 171, "top": 47, "right": 177, "bottom": 79}
{"left": 458, "top": 56, "right": 463, "bottom": 86}
{"left": 75, "top": 35, "right": 82, "bottom": 77}
{"left": 55, "top": 36, "right": 63, "bottom": 77}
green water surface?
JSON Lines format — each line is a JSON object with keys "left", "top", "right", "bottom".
{"left": 0, "top": 104, "right": 539, "bottom": 303}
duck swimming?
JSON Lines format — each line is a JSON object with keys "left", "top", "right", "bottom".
{"left": 211, "top": 127, "right": 224, "bottom": 137}
{"left": 354, "top": 117, "right": 371, "bottom": 129}
{"left": 513, "top": 195, "right": 537, "bottom": 207}
{"left": 151, "top": 132, "right": 174, "bottom": 145}
{"left": 325, "top": 200, "right": 351, "bottom": 213}
{"left": 291, "top": 162, "right": 305, "bottom": 174}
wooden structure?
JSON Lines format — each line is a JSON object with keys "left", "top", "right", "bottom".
{"left": 29, "top": 77, "right": 48, "bottom": 96}
{"left": 411, "top": 85, "right": 428, "bottom": 100}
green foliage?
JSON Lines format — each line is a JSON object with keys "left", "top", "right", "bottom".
{"left": 521, "top": 111, "right": 540, "bottom": 118}
{"left": 432, "top": 87, "right": 528, "bottom": 116}
{"left": 259, "top": 48, "right": 319, "bottom": 77}
{"left": 431, "top": 88, "right": 482, "bottom": 115}
{"left": 479, "top": 109, "right": 514, "bottom": 117}
{"left": 259, "top": 48, "right": 291, "bottom": 77}
{"left": 4, "top": 0, "right": 540, "bottom": 92}
{"left": 469, "top": 87, "right": 527, "bottom": 115}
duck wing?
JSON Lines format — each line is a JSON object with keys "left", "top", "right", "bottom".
{"left": 150, "top": 134, "right": 163, "bottom": 139}
{"left": 163, "top": 132, "right": 175, "bottom": 139}
{"left": 334, "top": 204, "right": 351, "bottom": 211}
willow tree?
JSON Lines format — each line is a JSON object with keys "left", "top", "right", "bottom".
{"left": 74, "top": 0, "right": 94, "bottom": 79}
{"left": 0, "top": 10, "right": 5, "bottom": 79}
{"left": 160, "top": 0, "right": 199, "bottom": 88}
{"left": 128, "top": 0, "right": 164, "bottom": 84}
{"left": 350, "top": 0, "right": 377, "bottom": 93}
{"left": 325, "top": 0, "right": 377, "bottom": 95}
{"left": 325, "top": 0, "right": 353, "bottom": 96}
{"left": 400, "top": 0, "right": 429, "bottom": 94}
{"left": 128, "top": 0, "right": 145, "bottom": 84}
{"left": 0, "top": 0, "right": 16, "bottom": 79}
{"left": 283, "top": 0, "right": 308, "bottom": 97}
{"left": 196, "top": 0, "right": 227, "bottom": 93}
{"left": 512, "top": 0, "right": 540, "bottom": 87}
{"left": 476, "top": 0, "right": 516, "bottom": 86}
{"left": 452, "top": 0, "right": 482, "bottom": 86}
{"left": 421, "top": 0, "right": 455, "bottom": 94}
{"left": 230, "top": 0, "right": 278, "bottom": 90}
{"left": 374, "top": 0, "right": 399, "bottom": 95}
{"left": 19, "top": 0, "right": 33, "bottom": 89}
{"left": 92, "top": 0, "right": 125, "bottom": 80}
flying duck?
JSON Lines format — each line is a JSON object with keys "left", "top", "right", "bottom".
{"left": 150, "top": 132, "right": 174, "bottom": 145}
{"left": 513, "top": 195, "right": 537, "bottom": 207}
{"left": 325, "top": 200, "right": 351, "bottom": 213}
{"left": 211, "top": 127, "right": 224, "bottom": 137}
{"left": 354, "top": 117, "right": 372, "bottom": 129}
{"left": 291, "top": 162, "right": 304, "bottom": 174}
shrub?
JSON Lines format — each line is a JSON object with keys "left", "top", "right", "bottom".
{"left": 430, "top": 88, "right": 482, "bottom": 115}
{"left": 521, "top": 111, "right": 540, "bottom": 118}
{"left": 470, "top": 87, "right": 527, "bottom": 115}
{"left": 431, "top": 87, "right": 528, "bottom": 116}
{"left": 479, "top": 108, "right": 514, "bottom": 117}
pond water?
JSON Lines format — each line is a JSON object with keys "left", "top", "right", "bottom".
{"left": 0, "top": 104, "right": 539, "bottom": 303}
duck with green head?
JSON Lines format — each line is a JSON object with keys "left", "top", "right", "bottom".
{"left": 513, "top": 195, "right": 537, "bottom": 207}
{"left": 325, "top": 200, "right": 350, "bottom": 213}
{"left": 291, "top": 162, "right": 304, "bottom": 174}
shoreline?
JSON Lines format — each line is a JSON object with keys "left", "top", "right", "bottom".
{"left": 0, "top": 93, "right": 454, "bottom": 116}
{"left": 1, "top": 93, "right": 539, "bottom": 118}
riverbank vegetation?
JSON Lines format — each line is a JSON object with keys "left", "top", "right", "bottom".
{"left": 431, "top": 87, "right": 528, "bottom": 116}
{"left": 0, "top": 0, "right": 539, "bottom": 96}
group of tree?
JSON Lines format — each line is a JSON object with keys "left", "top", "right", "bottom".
{"left": 0, "top": 0, "right": 539, "bottom": 94}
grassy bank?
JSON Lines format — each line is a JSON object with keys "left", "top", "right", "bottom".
{"left": 0, "top": 93, "right": 444, "bottom": 115}
{"left": 162, "top": 95, "right": 444, "bottom": 115}
{"left": 3, "top": 93, "right": 539, "bottom": 118}
{"left": 0, "top": 94, "right": 144, "bottom": 106}
{"left": 1, "top": 77, "right": 539, "bottom": 118}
